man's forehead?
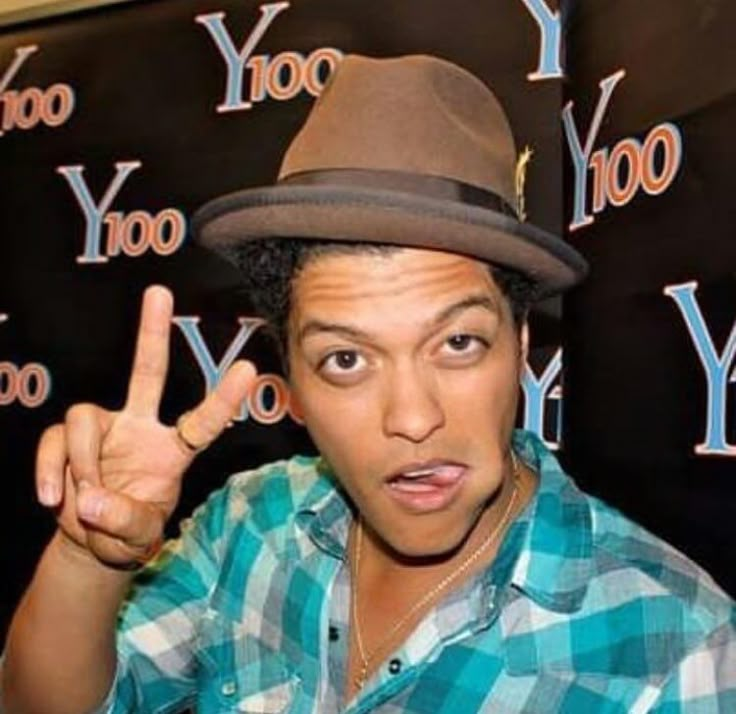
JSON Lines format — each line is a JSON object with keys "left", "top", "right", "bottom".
{"left": 294, "top": 245, "right": 498, "bottom": 287}
{"left": 289, "top": 246, "right": 506, "bottom": 331}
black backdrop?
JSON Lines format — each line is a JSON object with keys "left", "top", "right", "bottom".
{"left": 1, "top": 0, "right": 734, "bottom": 644}
{"left": 563, "top": 0, "right": 736, "bottom": 596}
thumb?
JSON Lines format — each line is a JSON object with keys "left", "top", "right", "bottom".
{"left": 76, "top": 482, "right": 167, "bottom": 567}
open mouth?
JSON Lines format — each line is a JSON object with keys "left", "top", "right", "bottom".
{"left": 385, "top": 461, "right": 468, "bottom": 510}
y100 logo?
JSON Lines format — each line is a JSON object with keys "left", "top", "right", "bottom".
{"left": 174, "top": 316, "right": 302, "bottom": 425}
{"left": 0, "top": 316, "right": 52, "bottom": 408}
{"left": 196, "top": 2, "right": 342, "bottom": 112}
{"left": 519, "top": 0, "right": 563, "bottom": 80}
{"left": 521, "top": 349, "right": 562, "bottom": 449}
{"left": 563, "top": 70, "right": 683, "bottom": 231}
{"left": 57, "top": 161, "right": 187, "bottom": 264}
{"left": 665, "top": 281, "right": 736, "bottom": 457}
{"left": 0, "top": 45, "right": 75, "bottom": 137}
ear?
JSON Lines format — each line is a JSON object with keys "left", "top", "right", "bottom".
{"left": 288, "top": 381, "right": 305, "bottom": 416}
{"left": 286, "top": 363, "right": 308, "bottom": 423}
{"left": 289, "top": 391, "right": 305, "bottom": 423}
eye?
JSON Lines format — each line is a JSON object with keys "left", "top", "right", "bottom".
{"left": 444, "top": 334, "right": 487, "bottom": 353}
{"left": 319, "top": 349, "right": 366, "bottom": 376}
{"left": 446, "top": 334, "right": 475, "bottom": 351}
{"left": 437, "top": 333, "right": 489, "bottom": 365}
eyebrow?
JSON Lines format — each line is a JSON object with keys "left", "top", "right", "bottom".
{"left": 297, "top": 294, "right": 499, "bottom": 343}
{"left": 433, "top": 294, "right": 499, "bottom": 326}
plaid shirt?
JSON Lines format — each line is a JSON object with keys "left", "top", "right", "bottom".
{"left": 95, "top": 430, "right": 736, "bottom": 713}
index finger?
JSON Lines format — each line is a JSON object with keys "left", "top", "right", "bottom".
{"left": 124, "top": 285, "right": 174, "bottom": 417}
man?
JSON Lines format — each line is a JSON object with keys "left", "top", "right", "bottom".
{"left": 2, "top": 55, "right": 735, "bottom": 713}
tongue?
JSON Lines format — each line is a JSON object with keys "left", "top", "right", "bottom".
{"left": 392, "top": 465, "right": 464, "bottom": 491}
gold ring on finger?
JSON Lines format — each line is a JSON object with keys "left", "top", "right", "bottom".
{"left": 175, "top": 411, "right": 209, "bottom": 454}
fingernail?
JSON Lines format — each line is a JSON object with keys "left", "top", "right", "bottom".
{"left": 78, "top": 490, "right": 104, "bottom": 521}
{"left": 38, "top": 482, "right": 59, "bottom": 506}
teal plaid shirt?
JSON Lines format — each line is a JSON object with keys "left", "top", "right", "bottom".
{"left": 97, "top": 431, "right": 736, "bottom": 713}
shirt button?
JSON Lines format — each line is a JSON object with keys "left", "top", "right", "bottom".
{"left": 328, "top": 625, "right": 340, "bottom": 641}
{"left": 221, "top": 680, "right": 237, "bottom": 696}
{"left": 388, "top": 658, "right": 402, "bottom": 675}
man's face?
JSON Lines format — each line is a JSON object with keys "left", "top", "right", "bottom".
{"left": 288, "top": 247, "right": 528, "bottom": 559}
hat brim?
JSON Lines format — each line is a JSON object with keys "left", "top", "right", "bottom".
{"left": 192, "top": 184, "right": 588, "bottom": 298}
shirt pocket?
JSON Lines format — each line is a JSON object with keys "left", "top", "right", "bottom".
{"left": 196, "top": 612, "right": 299, "bottom": 713}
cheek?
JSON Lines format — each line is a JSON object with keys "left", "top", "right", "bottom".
{"left": 297, "top": 390, "right": 382, "bottom": 504}
{"left": 440, "top": 355, "right": 521, "bottom": 423}
{"left": 291, "top": 374, "right": 379, "bottom": 458}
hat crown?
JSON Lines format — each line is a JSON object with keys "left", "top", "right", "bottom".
{"left": 279, "top": 54, "right": 518, "bottom": 207}
{"left": 194, "top": 53, "right": 589, "bottom": 297}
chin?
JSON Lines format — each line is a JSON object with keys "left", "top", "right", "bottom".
{"left": 378, "top": 519, "right": 475, "bottom": 562}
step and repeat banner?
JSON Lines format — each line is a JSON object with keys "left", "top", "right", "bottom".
{"left": 0, "top": 0, "right": 569, "bottom": 641}
{"left": 562, "top": 1, "right": 736, "bottom": 596}
{"left": 2, "top": 0, "right": 735, "bottom": 643}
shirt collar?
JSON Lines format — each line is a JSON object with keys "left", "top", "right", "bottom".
{"left": 294, "top": 431, "right": 597, "bottom": 613}
{"left": 504, "top": 429, "right": 596, "bottom": 613}
{"left": 295, "top": 457, "right": 353, "bottom": 560}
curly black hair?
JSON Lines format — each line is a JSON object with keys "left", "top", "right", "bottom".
{"left": 221, "top": 238, "right": 540, "bottom": 365}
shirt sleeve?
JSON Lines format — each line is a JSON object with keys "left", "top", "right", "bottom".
{"left": 94, "top": 483, "right": 234, "bottom": 714}
{"left": 649, "top": 617, "right": 736, "bottom": 713}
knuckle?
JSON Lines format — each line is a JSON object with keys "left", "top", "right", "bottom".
{"left": 111, "top": 498, "right": 153, "bottom": 542}
{"left": 38, "top": 423, "right": 63, "bottom": 455}
{"left": 132, "top": 357, "right": 157, "bottom": 377}
{"left": 65, "top": 402, "right": 95, "bottom": 425}
{"left": 209, "top": 390, "right": 235, "bottom": 422}
{"left": 69, "top": 461, "right": 97, "bottom": 483}
{"left": 198, "top": 408, "right": 223, "bottom": 440}
{"left": 42, "top": 421, "right": 64, "bottom": 442}
{"left": 183, "top": 407, "right": 214, "bottom": 442}
{"left": 140, "top": 506, "right": 164, "bottom": 543}
{"left": 108, "top": 499, "right": 135, "bottom": 533}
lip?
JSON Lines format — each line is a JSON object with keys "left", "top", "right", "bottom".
{"left": 384, "top": 459, "right": 468, "bottom": 513}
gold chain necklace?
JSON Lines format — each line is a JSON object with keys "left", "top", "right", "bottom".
{"left": 349, "top": 452, "right": 520, "bottom": 691}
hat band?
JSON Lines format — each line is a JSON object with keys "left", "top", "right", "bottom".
{"left": 279, "top": 168, "right": 519, "bottom": 218}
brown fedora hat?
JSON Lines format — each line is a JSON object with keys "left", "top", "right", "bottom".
{"left": 192, "top": 54, "right": 587, "bottom": 297}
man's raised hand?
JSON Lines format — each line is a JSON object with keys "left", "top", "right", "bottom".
{"left": 34, "top": 285, "right": 256, "bottom": 568}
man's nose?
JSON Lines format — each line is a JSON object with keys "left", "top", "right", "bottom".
{"left": 381, "top": 364, "right": 445, "bottom": 443}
